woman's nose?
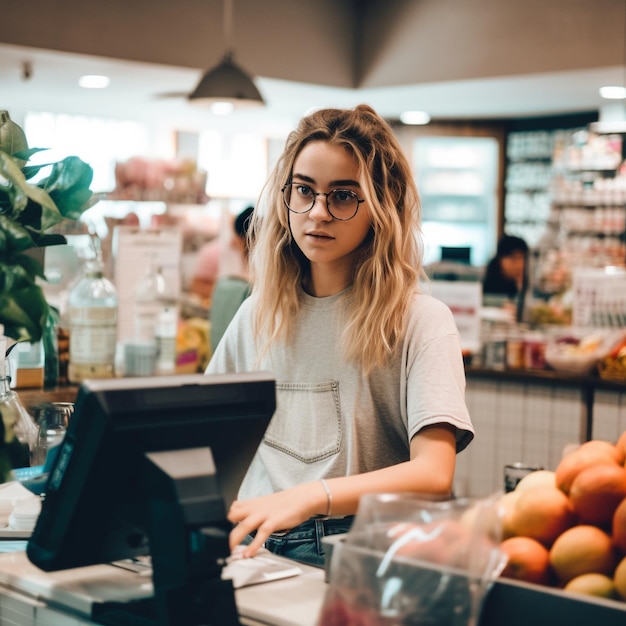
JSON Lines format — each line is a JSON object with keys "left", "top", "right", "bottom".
{"left": 309, "top": 194, "right": 332, "bottom": 221}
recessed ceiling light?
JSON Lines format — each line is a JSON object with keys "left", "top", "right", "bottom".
{"left": 599, "top": 85, "right": 626, "bottom": 99}
{"left": 78, "top": 74, "right": 110, "bottom": 89}
{"left": 400, "top": 110, "right": 431, "bottom": 125}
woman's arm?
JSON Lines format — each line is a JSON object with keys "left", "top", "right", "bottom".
{"left": 227, "top": 423, "right": 457, "bottom": 557}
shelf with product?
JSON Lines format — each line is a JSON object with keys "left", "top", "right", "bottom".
{"left": 40, "top": 195, "right": 255, "bottom": 383}
{"left": 524, "top": 130, "right": 626, "bottom": 328}
{"left": 502, "top": 113, "right": 600, "bottom": 246}
{"left": 504, "top": 128, "right": 583, "bottom": 247}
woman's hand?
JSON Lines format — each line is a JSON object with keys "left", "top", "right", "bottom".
{"left": 227, "top": 481, "right": 326, "bottom": 558}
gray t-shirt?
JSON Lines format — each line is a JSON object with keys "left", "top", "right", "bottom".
{"left": 205, "top": 287, "right": 474, "bottom": 500}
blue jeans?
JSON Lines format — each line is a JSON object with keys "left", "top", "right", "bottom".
{"left": 256, "top": 516, "right": 354, "bottom": 568}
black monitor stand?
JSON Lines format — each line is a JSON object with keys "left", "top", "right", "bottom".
{"left": 92, "top": 448, "right": 241, "bottom": 626}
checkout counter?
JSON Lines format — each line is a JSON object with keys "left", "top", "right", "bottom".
{"left": 0, "top": 546, "right": 624, "bottom": 626}
{"left": 0, "top": 549, "right": 325, "bottom": 626}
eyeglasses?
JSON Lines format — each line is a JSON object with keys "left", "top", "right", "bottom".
{"left": 281, "top": 182, "right": 364, "bottom": 221}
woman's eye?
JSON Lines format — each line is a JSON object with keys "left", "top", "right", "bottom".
{"left": 333, "top": 190, "right": 355, "bottom": 203}
{"left": 296, "top": 185, "right": 313, "bottom": 197}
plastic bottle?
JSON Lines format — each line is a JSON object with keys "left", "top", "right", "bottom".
{"left": 155, "top": 305, "right": 178, "bottom": 375}
{"left": 68, "top": 255, "right": 118, "bottom": 383}
{"left": 135, "top": 262, "right": 166, "bottom": 343}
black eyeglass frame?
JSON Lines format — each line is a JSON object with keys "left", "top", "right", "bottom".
{"left": 281, "top": 182, "right": 365, "bottom": 221}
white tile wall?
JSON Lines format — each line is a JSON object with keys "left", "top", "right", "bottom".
{"left": 457, "top": 377, "right": 589, "bottom": 498}
{"left": 592, "top": 389, "right": 626, "bottom": 443}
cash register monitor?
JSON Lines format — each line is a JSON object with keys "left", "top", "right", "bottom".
{"left": 26, "top": 372, "right": 276, "bottom": 573}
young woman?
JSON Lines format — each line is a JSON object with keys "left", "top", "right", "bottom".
{"left": 482, "top": 235, "right": 529, "bottom": 299}
{"left": 205, "top": 104, "right": 474, "bottom": 567}
{"left": 482, "top": 234, "right": 529, "bottom": 321}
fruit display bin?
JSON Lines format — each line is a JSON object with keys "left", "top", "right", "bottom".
{"left": 480, "top": 576, "right": 626, "bottom": 626}
{"left": 322, "top": 535, "right": 626, "bottom": 626}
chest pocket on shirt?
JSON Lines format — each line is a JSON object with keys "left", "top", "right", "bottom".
{"left": 263, "top": 381, "right": 341, "bottom": 463}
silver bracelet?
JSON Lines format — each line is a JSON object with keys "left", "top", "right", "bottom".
{"left": 319, "top": 478, "right": 333, "bottom": 517}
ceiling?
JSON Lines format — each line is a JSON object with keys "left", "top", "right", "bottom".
{"left": 1, "top": 0, "right": 625, "bottom": 136}
{"left": 1, "top": 41, "right": 621, "bottom": 137}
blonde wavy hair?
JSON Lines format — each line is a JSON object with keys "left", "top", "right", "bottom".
{"left": 248, "top": 104, "right": 424, "bottom": 372}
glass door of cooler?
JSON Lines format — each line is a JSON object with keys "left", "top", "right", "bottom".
{"left": 413, "top": 136, "right": 499, "bottom": 268}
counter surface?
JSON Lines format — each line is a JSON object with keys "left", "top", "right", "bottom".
{"left": 0, "top": 550, "right": 325, "bottom": 626}
{"left": 0, "top": 549, "right": 625, "bottom": 626}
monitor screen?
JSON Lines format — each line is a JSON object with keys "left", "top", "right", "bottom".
{"left": 440, "top": 246, "right": 472, "bottom": 265}
{"left": 26, "top": 372, "right": 275, "bottom": 573}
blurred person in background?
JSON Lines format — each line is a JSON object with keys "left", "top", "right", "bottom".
{"left": 482, "top": 234, "right": 529, "bottom": 320}
{"left": 190, "top": 236, "right": 221, "bottom": 305}
{"left": 210, "top": 206, "right": 254, "bottom": 352}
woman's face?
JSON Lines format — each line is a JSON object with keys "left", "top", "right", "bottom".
{"left": 287, "top": 141, "right": 371, "bottom": 288}
{"left": 500, "top": 250, "right": 526, "bottom": 284}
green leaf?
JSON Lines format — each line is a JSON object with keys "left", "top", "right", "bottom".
{"left": 0, "top": 152, "right": 62, "bottom": 228}
{"left": 38, "top": 156, "right": 94, "bottom": 220}
{"left": 0, "top": 138, "right": 94, "bottom": 343}
{"left": 12, "top": 147, "right": 47, "bottom": 162}
{"left": 0, "top": 279, "right": 47, "bottom": 342}
{"left": 31, "top": 232, "right": 67, "bottom": 248}
{"left": 0, "top": 215, "right": 37, "bottom": 251}
{"left": 0, "top": 151, "right": 27, "bottom": 186}
{"left": 5, "top": 179, "right": 28, "bottom": 214}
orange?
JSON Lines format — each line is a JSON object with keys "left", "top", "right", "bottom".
{"left": 615, "top": 555, "right": 626, "bottom": 601}
{"left": 508, "top": 485, "right": 576, "bottom": 547}
{"left": 549, "top": 525, "right": 617, "bottom": 585}
{"left": 569, "top": 464, "right": 626, "bottom": 527}
{"left": 499, "top": 536, "right": 552, "bottom": 585}
{"left": 515, "top": 470, "right": 556, "bottom": 492}
{"left": 612, "top": 497, "right": 626, "bottom": 555}
{"left": 564, "top": 573, "right": 617, "bottom": 599}
{"left": 497, "top": 490, "right": 522, "bottom": 540}
{"left": 555, "top": 440, "right": 621, "bottom": 495}
{"left": 616, "top": 430, "right": 626, "bottom": 465}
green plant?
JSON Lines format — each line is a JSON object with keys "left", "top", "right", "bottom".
{"left": 0, "top": 111, "right": 94, "bottom": 343}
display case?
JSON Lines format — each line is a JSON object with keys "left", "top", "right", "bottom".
{"left": 413, "top": 136, "right": 499, "bottom": 266}
{"left": 502, "top": 114, "right": 598, "bottom": 248}
{"left": 526, "top": 131, "right": 626, "bottom": 325}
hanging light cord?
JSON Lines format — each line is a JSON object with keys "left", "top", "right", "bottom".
{"left": 623, "top": 0, "right": 626, "bottom": 89}
{"left": 224, "top": 0, "right": 233, "bottom": 54}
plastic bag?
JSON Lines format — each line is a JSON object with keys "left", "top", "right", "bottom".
{"left": 318, "top": 493, "right": 507, "bottom": 626}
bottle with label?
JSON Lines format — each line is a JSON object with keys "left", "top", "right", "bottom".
{"left": 68, "top": 255, "right": 118, "bottom": 383}
{"left": 155, "top": 305, "right": 178, "bottom": 375}
{"left": 135, "top": 263, "right": 166, "bottom": 343}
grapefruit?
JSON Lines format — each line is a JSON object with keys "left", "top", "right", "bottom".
{"left": 564, "top": 573, "right": 617, "bottom": 599}
{"left": 612, "top": 497, "right": 626, "bottom": 554}
{"left": 569, "top": 463, "right": 626, "bottom": 526}
{"left": 499, "top": 536, "right": 552, "bottom": 585}
{"left": 615, "top": 555, "right": 626, "bottom": 601}
{"left": 555, "top": 440, "right": 621, "bottom": 494}
{"left": 549, "top": 525, "right": 617, "bottom": 585}
{"left": 515, "top": 470, "right": 556, "bottom": 492}
{"left": 508, "top": 485, "right": 576, "bottom": 547}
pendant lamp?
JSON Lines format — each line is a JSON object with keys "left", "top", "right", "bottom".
{"left": 188, "top": 0, "right": 264, "bottom": 109}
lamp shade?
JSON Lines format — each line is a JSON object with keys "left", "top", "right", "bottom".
{"left": 188, "top": 53, "right": 264, "bottom": 106}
